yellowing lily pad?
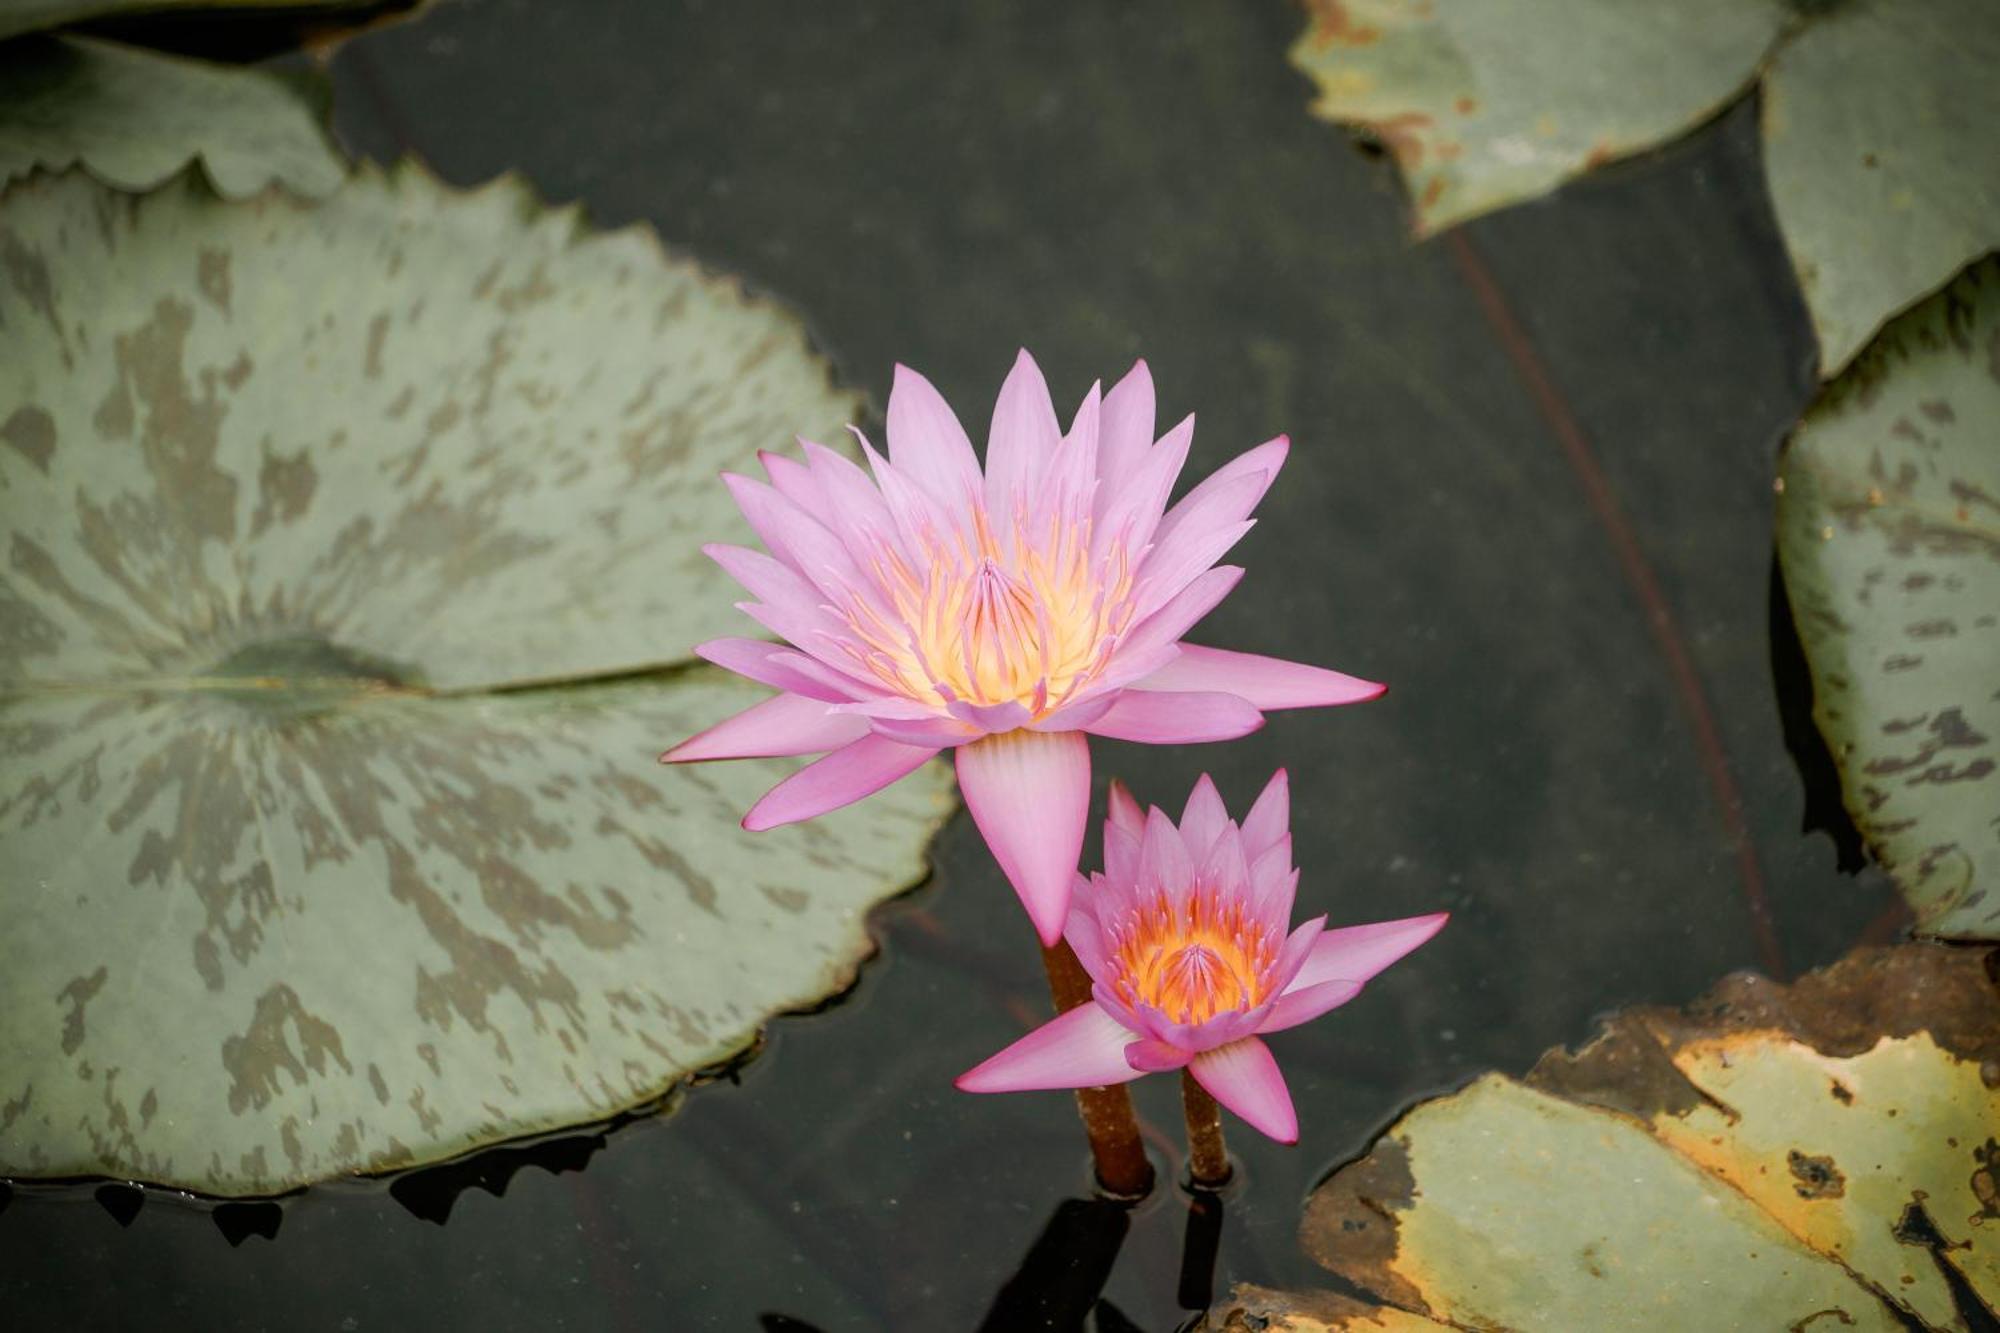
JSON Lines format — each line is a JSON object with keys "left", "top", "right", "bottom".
{"left": 1777, "top": 256, "right": 2000, "bottom": 940}
{"left": 0, "top": 166, "right": 953, "bottom": 1196}
{"left": 0, "top": 35, "right": 345, "bottom": 198}
{"left": 1227, "top": 943, "right": 2000, "bottom": 1330}
{"left": 1289, "top": 0, "right": 2000, "bottom": 375}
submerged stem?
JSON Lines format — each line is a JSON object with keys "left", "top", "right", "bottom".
{"left": 1038, "top": 941, "right": 1154, "bottom": 1199}
{"left": 1180, "top": 1069, "right": 1230, "bottom": 1188}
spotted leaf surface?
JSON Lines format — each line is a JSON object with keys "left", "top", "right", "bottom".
{"left": 0, "top": 36, "right": 345, "bottom": 199}
{"left": 1290, "top": 0, "right": 2000, "bottom": 376}
{"left": 1246, "top": 944, "right": 2000, "bottom": 1330}
{"left": 0, "top": 167, "right": 954, "bottom": 1196}
{"left": 1287, "top": 0, "right": 1786, "bottom": 238}
{"left": 1778, "top": 257, "right": 2000, "bottom": 939}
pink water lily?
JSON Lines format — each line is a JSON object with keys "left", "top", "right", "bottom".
{"left": 663, "top": 350, "right": 1383, "bottom": 944}
{"left": 956, "top": 772, "right": 1446, "bottom": 1143}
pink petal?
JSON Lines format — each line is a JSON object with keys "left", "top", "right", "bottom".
{"left": 799, "top": 439, "right": 905, "bottom": 564}
{"left": 887, "top": 364, "right": 984, "bottom": 507}
{"left": 1145, "top": 468, "right": 1269, "bottom": 579}
{"left": 703, "top": 543, "right": 844, "bottom": 646}
{"left": 1240, "top": 768, "right": 1290, "bottom": 860}
{"left": 858, "top": 431, "right": 961, "bottom": 554}
{"left": 1151, "top": 435, "right": 1289, "bottom": 553}
{"left": 662, "top": 692, "right": 869, "bottom": 763}
{"left": 955, "top": 729, "right": 1091, "bottom": 946}
{"left": 696, "top": 637, "right": 855, "bottom": 703}
{"left": 1094, "top": 413, "right": 1193, "bottom": 563}
{"left": 1103, "top": 818, "right": 1141, "bottom": 893}
{"left": 1189, "top": 1037, "right": 1297, "bottom": 1144}
{"left": 955, "top": 1001, "right": 1142, "bottom": 1093}
{"left": 1116, "top": 567, "right": 1245, "bottom": 663}
{"left": 1177, "top": 773, "right": 1230, "bottom": 861}
{"left": 1063, "top": 886, "right": 1108, "bottom": 977}
{"left": 1196, "top": 820, "right": 1250, "bottom": 900}
{"left": 1249, "top": 855, "right": 1298, "bottom": 925}
{"left": 1123, "top": 1039, "right": 1191, "bottom": 1073}
{"left": 983, "top": 349, "right": 1061, "bottom": 519}
{"left": 865, "top": 715, "right": 982, "bottom": 748}
{"left": 742, "top": 735, "right": 940, "bottom": 831}
{"left": 1094, "top": 359, "right": 1155, "bottom": 507}
{"left": 1289, "top": 913, "right": 1450, "bottom": 991}
{"left": 1271, "top": 914, "right": 1329, "bottom": 992}
{"left": 722, "top": 473, "right": 874, "bottom": 607}
{"left": 1138, "top": 804, "right": 1194, "bottom": 902}
{"left": 1256, "top": 978, "right": 1364, "bottom": 1035}
{"left": 1136, "top": 644, "right": 1385, "bottom": 710}
{"left": 1085, "top": 690, "right": 1264, "bottom": 745}
{"left": 1022, "top": 691, "right": 1119, "bottom": 733}
{"left": 1132, "top": 516, "right": 1256, "bottom": 622}
{"left": 1106, "top": 779, "right": 1145, "bottom": 841}
{"left": 1035, "top": 381, "right": 1100, "bottom": 529}
{"left": 759, "top": 448, "right": 837, "bottom": 527}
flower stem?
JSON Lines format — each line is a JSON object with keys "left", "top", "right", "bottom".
{"left": 1039, "top": 940, "right": 1154, "bottom": 1198}
{"left": 1180, "top": 1070, "right": 1231, "bottom": 1187}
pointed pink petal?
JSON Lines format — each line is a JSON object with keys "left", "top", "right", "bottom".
{"left": 696, "top": 638, "right": 855, "bottom": 703}
{"left": 1035, "top": 381, "right": 1100, "bottom": 528}
{"left": 1270, "top": 914, "right": 1329, "bottom": 992}
{"left": 1190, "top": 1037, "right": 1297, "bottom": 1144}
{"left": 742, "top": 735, "right": 939, "bottom": 831}
{"left": 1138, "top": 804, "right": 1194, "bottom": 902}
{"left": 1145, "top": 469, "right": 1269, "bottom": 578}
{"left": 1063, "top": 885, "right": 1108, "bottom": 977}
{"left": 1103, "top": 818, "right": 1141, "bottom": 892}
{"left": 1095, "top": 360, "right": 1155, "bottom": 508}
{"left": 1152, "top": 436, "right": 1289, "bottom": 552}
{"left": 1106, "top": 779, "right": 1145, "bottom": 840}
{"left": 1178, "top": 773, "right": 1230, "bottom": 860}
{"left": 1135, "top": 644, "right": 1385, "bottom": 710}
{"left": 703, "top": 543, "right": 843, "bottom": 641}
{"left": 955, "top": 1002, "right": 1142, "bottom": 1093}
{"left": 1241, "top": 768, "right": 1290, "bottom": 860}
{"left": 858, "top": 430, "right": 963, "bottom": 555}
{"left": 799, "top": 439, "right": 904, "bottom": 564}
{"left": 1132, "top": 516, "right": 1257, "bottom": 622}
{"left": 1196, "top": 820, "right": 1250, "bottom": 899}
{"left": 1256, "top": 978, "right": 1365, "bottom": 1035}
{"left": 722, "top": 473, "right": 875, "bottom": 607}
{"left": 1249, "top": 855, "right": 1298, "bottom": 925}
{"left": 887, "top": 364, "right": 984, "bottom": 507}
{"left": 1095, "top": 413, "right": 1193, "bottom": 563}
{"left": 759, "top": 449, "right": 837, "bottom": 527}
{"left": 983, "top": 349, "right": 1061, "bottom": 518}
{"left": 1022, "top": 691, "right": 1119, "bottom": 733}
{"left": 1085, "top": 690, "right": 1264, "bottom": 745}
{"left": 955, "top": 729, "right": 1090, "bottom": 946}
{"left": 662, "top": 692, "right": 869, "bottom": 763}
{"left": 1123, "top": 1038, "right": 1191, "bottom": 1073}
{"left": 1289, "top": 913, "right": 1450, "bottom": 990}
{"left": 1116, "top": 567, "right": 1246, "bottom": 663}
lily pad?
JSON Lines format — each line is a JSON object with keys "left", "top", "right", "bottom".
{"left": 0, "top": 35, "right": 345, "bottom": 199}
{"left": 1216, "top": 942, "right": 2000, "bottom": 1330}
{"left": 0, "top": 166, "right": 954, "bottom": 1196}
{"left": 1777, "top": 256, "right": 2000, "bottom": 940}
{"left": 1289, "top": 0, "right": 2000, "bottom": 375}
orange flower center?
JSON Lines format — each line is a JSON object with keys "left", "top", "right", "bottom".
{"left": 1110, "top": 887, "right": 1273, "bottom": 1026}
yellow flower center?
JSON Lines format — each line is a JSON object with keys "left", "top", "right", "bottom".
{"left": 842, "top": 505, "right": 1134, "bottom": 715}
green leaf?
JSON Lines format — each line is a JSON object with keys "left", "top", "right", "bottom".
{"left": 1289, "top": 0, "right": 2000, "bottom": 376}
{"left": 0, "top": 167, "right": 953, "bottom": 1196}
{"left": 1223, "top": 943, "right": 2000, "bottom": 1330}
{"left": 1286, "top": 0, "right": 1787, "bottom": 238}
{"left": 0, "top": 36, "right": 346, "bottom": 199}
{"left": 1777, "top": 256, "right": 2000, "bottom": 940}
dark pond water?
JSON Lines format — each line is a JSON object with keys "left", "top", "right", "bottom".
{"left": 1, "top": 1, "right": 1906, "bottom": 1328}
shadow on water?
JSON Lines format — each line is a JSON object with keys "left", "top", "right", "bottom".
{"left": 1767, "top": 555, "right": 1867, "bottom": 873}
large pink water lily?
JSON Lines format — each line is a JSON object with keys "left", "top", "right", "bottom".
{"left": 956, "top": 772, "right": 1446, "bottom": 1143}
{"left": 663, "top": 351, "right": 1383, "bottom": 944}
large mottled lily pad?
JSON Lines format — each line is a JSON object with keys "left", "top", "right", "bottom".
{"left": 1289, "top": 0, "right": 2000, "bottom": 374}
{"left": 0, "top": 35, "right": 345, "bottom": 198}
{"left": 0, "top": 166, "right": 954, "bottom": 1196}
{"left": 1777, "top": 257, "right": 2000, "bottom": 940}
{"left": 1208, "top": 943, "right": 2000, "bottom": 1331}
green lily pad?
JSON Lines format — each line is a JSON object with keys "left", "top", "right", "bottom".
{"left": 1777, "top": 256, "right": 2000, "bottom": 940}
{"left": 1215, "top": 943, "right": 2000, "bottom": 1330}
{"left": 1289, "top": 0, "right": 2000, "bottom": 375}
{"left": 0, "top": 36, "right": 345, "bottom": 199}
{"left": 0, "top": 166, "right": 954, "bottom": 1197}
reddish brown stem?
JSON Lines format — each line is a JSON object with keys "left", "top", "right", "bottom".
{"left": 1180, "top": 1070, "right": 1230, "bottom": 1187}
{"left": 1040, "top": 941, "right": 1154, "bottom": 1198}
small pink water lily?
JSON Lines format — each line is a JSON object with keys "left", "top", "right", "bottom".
{"left": 956, "top": 772, "right": 1446, "bottom": 1143}
{"left": 663, "top": 350, "right": 1382, "bottom": 945}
